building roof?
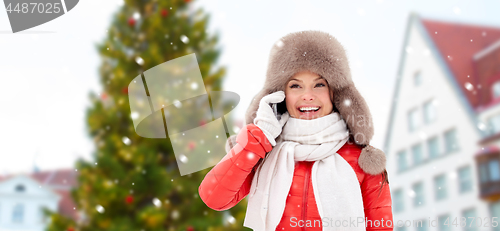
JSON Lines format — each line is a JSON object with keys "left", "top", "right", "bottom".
{"left": 0, "top": 168, "right": 79, "bottom": 221}
{"left": 420, "top": 18, "right": 500, "bottom": 109}
{"left": 383, "top": 13, "right": 500, "bottom": 153}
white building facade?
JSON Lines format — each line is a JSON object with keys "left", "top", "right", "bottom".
{"left": 0, "top": 169, "right": 78, "bottom": 231}
{"left": 385, "top": 13, "right": 500, "bottom": 231}
{"left": 0, "top": 175, "right": 59, "bottom": 231}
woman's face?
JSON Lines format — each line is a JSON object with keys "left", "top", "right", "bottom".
{"left": 285, "top": 70, "right": 334, "bottom": 120}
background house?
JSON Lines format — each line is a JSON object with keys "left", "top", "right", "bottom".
{"left": 0, "top": 169, "right": 79, "bottom": 231}
{"left": 385, "top": 12, "right": 500, "bottom": 230}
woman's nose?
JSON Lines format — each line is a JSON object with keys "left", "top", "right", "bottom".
{"left": 302, "top": 90, "right": 315, "bottom": 101}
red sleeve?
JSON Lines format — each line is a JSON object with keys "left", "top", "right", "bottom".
{"left": 362, "top": 171, "right": 394, "bottom": 230}
{"left": 198, "top": 124, "right": 272, "bottom": 211}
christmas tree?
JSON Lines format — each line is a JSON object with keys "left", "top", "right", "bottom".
{"left": 45, "top": 0, "right": 247, "bottom": 230}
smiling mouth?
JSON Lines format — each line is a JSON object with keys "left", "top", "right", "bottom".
{"left": 298, "top": 107, "right": 321, "bottom": 113}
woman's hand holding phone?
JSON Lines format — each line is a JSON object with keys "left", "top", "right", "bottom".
{"left": 253, "top": 91, "right": 290, "bottom": 146}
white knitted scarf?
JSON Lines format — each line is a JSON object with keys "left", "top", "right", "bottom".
{"left": 243, "top": 112, "right": 366, "bottom": 231}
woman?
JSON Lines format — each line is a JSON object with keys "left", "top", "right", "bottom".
{"left": 199, "top": 30, "right": 393, "bottom": 231}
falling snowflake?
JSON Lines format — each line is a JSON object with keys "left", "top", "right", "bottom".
{"left": 133, "top": 12, "right": 140, "bottom": 20}
{"left": 408, "top": 190, "right": 415, "bottom": 198}
{"left": 343, "top": 99, "right": 351, "bottom": 107}
{"left": 131, "top": 111, "right": 139, "bottom": 120}
{"left": 233, "top": 126, "right": 240, "bottom": 133}
{"left": 418, "top": 131, "right": 427, "bottom": 140}
{"left": 247, "top": 153, "right": 255, "bottom": 160}
{"left": 449, "top": 171, "right": 457, "bottom": 179}
{"left": 179, "top": 154, "right": 188, "bottom": 163}
{"left": 171, "top": 209, "right": 180, "bottom": 220}
{"left": 180, "top": 35, "right": 189, "bottom": 44}
{"left": 227, "top": 215, "right": 236, "bottom": 224}
{"left": 135, "top": 57, "right": 144, "bottom": 65}
{"left": 477, "top": 122, "right": 486, "bottom": 131}
{"left": 122, "top": 136, "right": 131, "bottom": 145}
{"left": 173, "top": 99, "right": 182, "bottom": 108}
{"left": 191, "top": 82, "right": 198, "bottom": 90}
{"left": 464, "top": 82, "right": 473, "bottom": 91}
{"left": 96, "top": 205, "right": 105, "bottom": 213}
{"left": 152, "top": 198, "right": 161, "bottom": 207}
{"left": 276, "top": 40, "right": 284, "bottom": 47}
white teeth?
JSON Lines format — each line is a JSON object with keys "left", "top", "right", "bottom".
{"left": 299, "top": 107, "right": 319, "bottom": 112}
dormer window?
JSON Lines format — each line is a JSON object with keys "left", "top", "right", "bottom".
{"left": 15, "top": 184, "right": 25, "bottom": 192}
{"left": 493, "top": 81, "right": 500, "bottom": 98}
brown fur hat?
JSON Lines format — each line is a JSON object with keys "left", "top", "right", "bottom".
{"left": 225, "top": 30, "right": 386, "bottom": 175}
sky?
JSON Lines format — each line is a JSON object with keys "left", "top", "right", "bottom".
{"left": 0, "top": 0, "right": 499, "bottom": 175}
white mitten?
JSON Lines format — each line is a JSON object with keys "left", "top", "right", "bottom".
{"left": 253, "top": 91, "right": 290, "bottom": 146}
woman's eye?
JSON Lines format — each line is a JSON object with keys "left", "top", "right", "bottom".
{"left": 290, "top": 84, "right": 299, "bottom": 88}
{"left": 316, "top": 83, "right": 326, "bottom": 87}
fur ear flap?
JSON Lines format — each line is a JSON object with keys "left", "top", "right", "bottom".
{"left": 358, "top": 145, "right": 386, "bottom": 175}
{"left": 225, "top": 134, "right": 238, "bottom": 153}
{"left": 333, "top": 85, "right": 374, "bottom": 146}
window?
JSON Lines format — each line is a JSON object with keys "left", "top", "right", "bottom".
{"left": 434, "top": 174, "right": 447, "bottom": 200}
{"left": 461, "top": 208, "right": 477, "bottom": 231}
{"left": 412, "top": 143, "right": 424, "bottom": 165}
{"left": 408, "top": 108, "right": 420, "bottom": 132}
{"left": 444, "top": 128, "right": 459, "bottom": 153}
{"left": 487, "top": 113, "right": 500, "bottom": 135}
{"left": 12, "top": 203, "right": 24, "bottom": 223}
{"left": 437, "top": 214, "right": 451, "bottom": 231}
{"left": 414, "top": 71, "right": 422, "bottom": 86}
{"left": 493, "top": 81, "right": 500, "bottom": 98}
{"left": 15, "top": 184, "right": 25, "bottom": 192}
{"left": 458, "top": 166, "right": 473, "bottom": 193}
{"left": 397, "top": 150, "right": 408, "bottom": 172}
{"left": 416, "top": 219, "right": 428, "bottom": 231}
{"left": 479, "top": 162, "right": 489, "bottom": 183}
{"left": 478, "top": 160, "right": 500, "bottom": 183}
{"left": 427, "top": 136, "right": 440, "bottom": 159}
{"left": 393, "top": 189, "right": 404, "bottom": 213}
{"left": 423, "top": 99, "right": 437, "bottom": 124}
{"left": 413, "top": 182, "right": 425, "bottom": 207}
{"left": 489, "top": 160, "right": 500, "bottom": 181}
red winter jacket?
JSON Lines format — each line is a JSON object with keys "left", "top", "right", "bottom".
{"left": 199, "top": 124, "right": 393, "bottom": 230}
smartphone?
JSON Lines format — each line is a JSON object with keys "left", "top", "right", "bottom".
{"left": 272, "top": 103, "right": 279, "bottom": 120}
{"left": 271, "top": 101, "right": 287, "bottom": 120}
